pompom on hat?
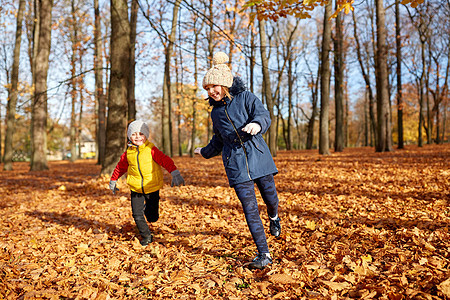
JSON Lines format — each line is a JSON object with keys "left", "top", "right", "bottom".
{"left": 202, "top": 52, "right": 233, "bottom": 89}
{"left": 127, "top": 120, "right": 150, "bottom": 140}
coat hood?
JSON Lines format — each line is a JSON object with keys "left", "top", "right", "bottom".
{"left": 208, "top": 76, "right": 247, "bottom": 107}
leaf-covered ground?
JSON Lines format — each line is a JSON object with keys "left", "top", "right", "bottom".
{"left": 1, "top": 145, "right": 449, "bottom": 299}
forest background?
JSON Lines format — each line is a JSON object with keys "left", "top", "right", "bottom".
{"left": 0, "top": 0, "right": 448, "bottom": 173}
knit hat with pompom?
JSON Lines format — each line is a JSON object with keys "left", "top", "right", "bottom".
{"left": 202, "top": 52, "right": 233, "bottom": 89}
{"left": 127, "top": 120, "right": 150, "bottom": 140}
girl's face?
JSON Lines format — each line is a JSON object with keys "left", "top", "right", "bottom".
{"left": 205, "top": 84, "right": 226, "bottom": 102}
{"left": 130, "top": 132, "right": 147, "bottom": 146}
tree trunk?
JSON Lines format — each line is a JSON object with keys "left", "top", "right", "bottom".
{"left": 429, "top": 56, "right": 442, "bottom": 144}
{"left": 259, "top": 18, "right": 277, "bottom": 156}
{"left": 26, "top": 0, "right": 39, "bottom": 162}
{"left": 225, "top": 0, "right": 239, "bottom": 66}
{"left": 206, "top": 0, "right": 214, "bottom": 143}
{"left": 69, "top": 0, "right": 78, "bottom": 162}
{"left": 128, "top": 0, "right": 138, "bottom": 121}
{"left": 334, "top": 7, "right": 344, "bottom": 152}
{"left": 345, "top": 82, "right": 349, "bottom": 147}
{"left": 100, "top": 0, "right": 130, "bottom": 175}
{"left": 305, "top": 58, "right": 319, "bottom": 150}
{"left": 418, "top": 42, "right": 426, "bottom": 147}
{"left": 306, "top": 102, "right": 318, "bottom": 150}
{"left": 77, "top": 59, "right": 85, "bottom": 159}
{"left": 287, "top": 52, "right": 293, "bottom": 150}
{"left": 94, "top": 0, "right": 106, "bottom": 165}
{"left": 249, "top": 16, "right": 256, "bottom": 94}
{"left": 364, "top": 92, "right": 369, "bottom": 146}
{"left": 189, "top": 7, "right": 201, "bottom": 158}
{"left": 283, "top": 20, "right": 299, "bottom": 151}
{"left": 3, "top": 0, "right": 26, "bottom": 170}
{"left": 162, "top": 0, "right": 181, "bottom": 156}
{"left": 443, "top": 48, "right": 449, "bottom": 143}
{"left": 319, "top": 0, "right": 332, "bottom": 155}
{"left": 425, "top": 44, "right": 432, "bottom": 144}
{"left": 70, "top": 86, "right": 77, "bottom": 161}
{"left": 436, "top": 46, "right": 450, "bottom": 143}
{"left": 352, "top": 11, "right": 377, "bottom": 147}
{"left": 375, "top": 0, "right": 392, "bottom": 152}
{"left": 442, "top": 70, "right": 448, "bottom": 143}
{"left": 369, "top": 5, "right": 378, "bottom": 146}
{"left": 32, "top": 0, "right": 40, "bottom": 79}
{"left": 30, "top": 0, "right": 53, "bottom": 171}
{"left": 175, "top": 54, "right": 182, "bottom": 157}
{"left": 395, "top": 0, "right": 404, "bottom": 149}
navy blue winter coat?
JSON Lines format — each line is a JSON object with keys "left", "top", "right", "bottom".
{"left": 200, "top": 77, "right": 278, "bottom": 186}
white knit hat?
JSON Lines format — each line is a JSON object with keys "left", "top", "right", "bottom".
{"left": 202, "top": 52, "right": 233, "bottom": 89}
{"left": 127, "top": 120, "right": 150, "bottom": 140}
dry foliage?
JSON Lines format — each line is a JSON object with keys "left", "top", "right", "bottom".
{"left": 1, "top": 145, "right": 449, "bottom": 299}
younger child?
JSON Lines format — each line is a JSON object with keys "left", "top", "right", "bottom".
{"left": 109, "top": 120, "right": 185, "bottom": 246}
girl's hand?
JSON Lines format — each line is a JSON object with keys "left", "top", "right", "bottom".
{"left": 242, "top": 123, "right": 261, "bottom": 135}
{"left": 194, "top": 147, "right": 203, "bottom": 155}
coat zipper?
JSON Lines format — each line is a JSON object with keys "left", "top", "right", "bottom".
{"left": 224, "top": 106, "right": 252, "bottom": 181}
{"left": 136, "top": 146, "right": 145, "bottom": 193}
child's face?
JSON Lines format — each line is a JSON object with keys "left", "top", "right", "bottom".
{"left": 130, "top": 132, "right": 147, "bottom": 146}
{"left": 205, "top": 84, "right": 225, "bottom": 102}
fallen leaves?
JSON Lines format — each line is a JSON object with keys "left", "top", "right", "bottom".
{"left": 0, "top": 145, "right": 448, "bottom": 299}
{"left": 438, "top": 278, "right": 450, "bottom": 297}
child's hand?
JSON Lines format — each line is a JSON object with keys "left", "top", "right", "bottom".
{"left": 194, "top": 147, "right": 203, "bottom": 155}
{"left": 171, "top": 170, "right": 185, "bottom": 187}
{"left": 242, "top": 123, "right": 261, "bottom": 135}
{"left": 109, "top": 180, "right": 119, "bottom": 194}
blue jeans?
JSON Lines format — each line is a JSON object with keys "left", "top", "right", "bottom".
{"left": 130, "top": 190, "right": 160, "bottom": 238}
{"left": 233, "top": 174, "right": 279, "bottom": 254}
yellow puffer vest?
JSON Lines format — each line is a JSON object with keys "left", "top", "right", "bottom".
{"left": 126, "top": 141, "right": 164, "bottom": 194}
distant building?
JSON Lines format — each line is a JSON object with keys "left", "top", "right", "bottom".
{"left": 60, "top": 127, "right": 97, "bottom": 160}
{"left": 80, "top": 130, "right": 96, "bottom": 159}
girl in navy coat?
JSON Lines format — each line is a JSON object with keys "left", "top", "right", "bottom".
{"left": 194, "top": 52, "right": 281, "bottom": 269}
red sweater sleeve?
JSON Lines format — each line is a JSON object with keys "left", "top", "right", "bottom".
{"left": 110, "top": 151, "right": 129, "bottom": 180}
{"left": 151, "top": 146, "right": 177, "bottom": 173}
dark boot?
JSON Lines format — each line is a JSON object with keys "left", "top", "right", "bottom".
{"left": 140, "top": 234, "right": 153, "bottom": 246}
{"left": 248, "top": 253, "right": 272, "bottom": 269}
{"left": 269, "top": 217, "right": 281, "bottom": 238}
